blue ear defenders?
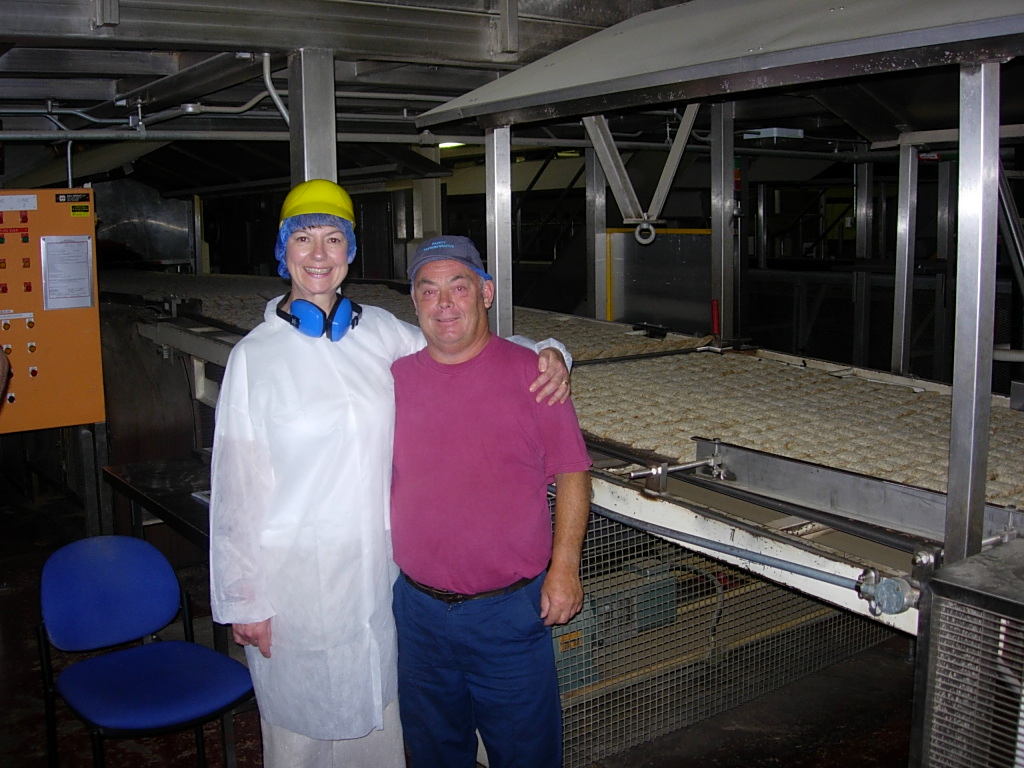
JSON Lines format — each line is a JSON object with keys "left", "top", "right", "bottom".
{"left": 276, "top": 294, "right": 362, "bottom": 342}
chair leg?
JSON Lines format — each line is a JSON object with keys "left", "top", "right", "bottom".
{"left": 195, "top": 724, "right": 207, "bottom": 768}
{"left": 221, "top": 710, "right": 238, "bottom": 768}
{"left": 43, "top": 699, "right": 59, "bottom": 768}
{"left": 90, "top": 731, "right": 105, "bottom": 768}
{"left": 37, "top": 625, "right": 59, "bottom": 768}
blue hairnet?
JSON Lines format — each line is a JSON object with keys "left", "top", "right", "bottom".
{"left": 274, "top": 213, "right": 357, "bottom": 279}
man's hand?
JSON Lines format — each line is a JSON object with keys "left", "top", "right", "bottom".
{"left": 540, "top": 566, "right": 584, "bottom": 626}
{"left": 532, "top": 348, "right": 570, "bottom": 405}
{"left": 541, "top": 471, "right": 591, "bottom": 626}
{"left": 233, "top": 618, "right": 272, "bottom": 658}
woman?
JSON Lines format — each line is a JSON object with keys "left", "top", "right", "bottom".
{"left": 208, "top": 179, "right": 569, "bottom": 767}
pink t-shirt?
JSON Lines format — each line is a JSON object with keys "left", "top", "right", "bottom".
{"left": 390, "top": 335, "right": 592, "bottom": 595}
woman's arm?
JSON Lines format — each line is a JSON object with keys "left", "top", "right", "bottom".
{"left": 209, "top": 348, "right": 276, "bottom": 628}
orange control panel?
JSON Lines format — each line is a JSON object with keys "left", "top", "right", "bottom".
{"left": 0, "top": 189, "right": 105, "bottom": 434}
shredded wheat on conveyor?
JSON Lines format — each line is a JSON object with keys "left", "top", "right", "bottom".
{"left": 571, "top": 353, "right": 1024, "bottom": 508}
{"left": 99, "top": 271, "right": 1024, "bottom": 509}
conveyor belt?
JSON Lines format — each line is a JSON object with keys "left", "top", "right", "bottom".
{"left": 571, "top": 351, "right": 1024, "bottom": 510}
{"left": 99, "top": 270, "right": 1024, "bottom": 512}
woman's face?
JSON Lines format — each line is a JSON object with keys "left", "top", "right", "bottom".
{"left": 285, "top": 225, "right": 350, "bottom": 311}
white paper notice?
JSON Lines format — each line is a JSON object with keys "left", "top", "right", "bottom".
{"left": 41, "top": 235, "right": 95, "bottom": 310}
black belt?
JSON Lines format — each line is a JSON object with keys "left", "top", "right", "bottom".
{"left": 403, "top": 573, "right": 537, "bottom": 604}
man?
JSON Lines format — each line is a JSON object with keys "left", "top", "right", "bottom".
{"left": 390, "top": 235, "right": 592, "bottom": 768}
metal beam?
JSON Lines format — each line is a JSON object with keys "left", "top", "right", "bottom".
{"left": 497, "top": 0, "right": 519, "bottom": 54}
{"left": 585, "top": 147, "right": 607, "bottom": 321}
{"left": 945, "top": 61, "right": 1001, "bottom": 565}
{"left": 581, "top": 115, "right": 643, "bottom": 222}
{"left": 0, "top": 0, "right": 598, "bottom": 64}
{"left": 855, "top": 162, "right": 873, "bottom": 260}
{"left": 289, "top": 48, "right": 337, "bottom": 184}
{"left": 692, "top": 439, "right": 1023, "bottom": 546}
{"left": 710, "top": 102, "right": 735, "bottom": 340}
{"left": 485, "top": 125, "right": 513, "bottom": 337}
{"left": 892, "top": 143, "right": 918, "bottom": 374}
{"left": 647, "top": 103, "right": 699, "bottom": 221}
{"left": 591, "top": 475, "right": 918, "bottom": 635}
{"left": 997, "top": 162, "right": 1024, "bottom": 298}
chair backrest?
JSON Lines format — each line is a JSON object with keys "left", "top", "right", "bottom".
{"left": 41, "top": 535, "right": 182, "bottom": 652}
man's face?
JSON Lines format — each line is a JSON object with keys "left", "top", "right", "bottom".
{"left": 412, "top": 259, "right": 494, "bottom": 364}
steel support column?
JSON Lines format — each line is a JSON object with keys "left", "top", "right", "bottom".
{"left": 585, "top": 146, "right": 608, "bottom": 320}
{"left": 288, "top": 48, "right": 337, "bottom": 184}
{"left": 852, "top": 270, "right": 870, "bottom": 366}
{"left": 935, "top": 161, "right": 958, "bottom": 381}
{"left": 756, "top": 183, "right": 768, "bottom": 269}
{"left": 945, "top": 61, "right": 1001, "bottom": 564}
{"left": 711, "top": 102, "right": 735, "bottom": 340}
{"left": 412, "top": 146, "right": 443, "bottom": 240}
{"left": 892, "top": 144, "right": 918, "bottom": 374}
{"left": 485, "top": 125, "right": 514, "bottom": 337}
{"left": 855, "top": 162, "right": 874, "bottom": 260}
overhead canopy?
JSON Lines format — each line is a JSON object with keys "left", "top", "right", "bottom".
{"left": 416, "top": 0, "right": 1024, "bottom": 130}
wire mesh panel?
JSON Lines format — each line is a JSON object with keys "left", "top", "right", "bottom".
{"left": 924, "top": 601, "right": 1024, "bottom": 767}
{"left": 557, "top": 510, "right": 893, "bottom": 768}
{"left": 917, "top": 540, "right": 1024, "bottom": 768}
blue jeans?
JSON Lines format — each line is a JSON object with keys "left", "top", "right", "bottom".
{"left": 393, "top": 573, "right": 562, "bottom": 768}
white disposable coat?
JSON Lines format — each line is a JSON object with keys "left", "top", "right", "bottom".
{"left": 209, "top": 298, "right": 423, "bottom": 740}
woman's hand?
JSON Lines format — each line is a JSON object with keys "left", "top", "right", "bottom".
{"left": 233, "top": 618, "right": 273, "bottom": 658}
{"left": 532, "top": 348, "right": 571, "bottom": 405}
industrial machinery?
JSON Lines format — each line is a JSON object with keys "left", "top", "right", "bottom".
{"left": 94, "top": 271, "right": 1024, "bottom": 766}
{"left": 912, "top": 538, "right": 1024, "bottom": 768}
{"left": 0, "top": 189, "right": 104, "bottom": 433}
{"left": 553, "top": 513, "right": 890, "bottom": 767}
{"left": 0, "top": 189, "right": 106, "bottom": 520}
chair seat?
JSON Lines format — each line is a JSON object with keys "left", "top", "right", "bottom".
{"left": 57, "top": 640, "right": 253, "bottom": 732}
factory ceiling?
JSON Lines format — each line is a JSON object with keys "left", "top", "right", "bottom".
{"left": 0, "top": 0, "right": 1022, "bottom": 198}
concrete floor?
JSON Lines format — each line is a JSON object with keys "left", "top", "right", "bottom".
{"left": 1, "top": 470, "right": 915, "bottom": 768}
{"left": 593, "top": 634, "right": 914, "bottom": 767}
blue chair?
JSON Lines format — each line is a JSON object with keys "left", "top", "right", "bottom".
{"left": 37, "top": 535, "right": 255, "bottom": 768}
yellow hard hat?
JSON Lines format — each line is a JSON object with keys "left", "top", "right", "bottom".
{"left": 279, "top": 179, "right": 356, "bottom": 225}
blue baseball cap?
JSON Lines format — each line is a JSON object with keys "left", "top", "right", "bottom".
{"left": 407, "top": 235, "right": 492, "bottom": 282}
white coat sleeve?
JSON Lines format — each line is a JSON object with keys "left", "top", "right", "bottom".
{"left": 375, "top": 312, "right": 426, "bottom": 361}
{"left": 208, "top": 344, "right": 276, "bottom": 625}
{"left": 508, "top": 335, "right": 573, "bottom": 370}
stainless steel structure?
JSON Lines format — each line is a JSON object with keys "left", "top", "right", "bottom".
{"left": 4, "top": 2, "right": 1024, "bottom": 762}
{"left": 4, "top": 0, "right": 1021, "bottom": 617}
{"left": 412, "top": 0, "right": 1024, "bottom": 574}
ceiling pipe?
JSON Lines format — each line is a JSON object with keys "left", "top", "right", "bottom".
{"left": 262, "top": 53, "right": 289, "bottom": 126}
{"left": 0, "top": 128, "right": 904, "bottom": 163}
{"left": 994, "top": 345, "right": 1024, "bottom": 363}
{"left": 66, "top": 140, "right": 73, "bottom": 187}
{"left": 0, "top": 105, "right": 125, "bottom": 125}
